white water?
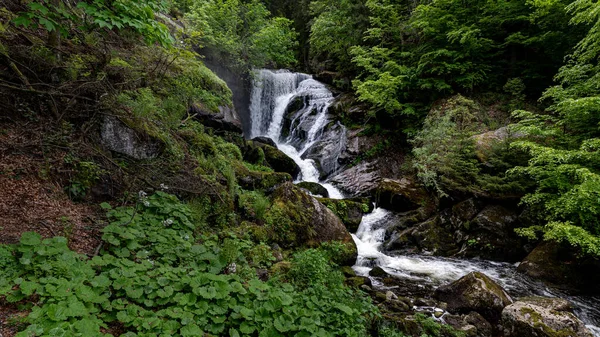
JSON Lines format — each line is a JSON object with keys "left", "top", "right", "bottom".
{"left": 353, "top": 208, "right": 600, "bottom": 335}
{"left": 249, "top": 69, "right": 343, "bottom": 199}
{"left": 248, "top": 68, "right": 600, "bottom": 335}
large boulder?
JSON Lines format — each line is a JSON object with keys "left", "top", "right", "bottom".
{"left": 234, "top": 163, "right": 292, "bottom": 192}
{"left": 385, "top": 216, "right": 457, "bottom": 256}
{"left": 265, "top": 183, "right": 357, "bottom": 265}
{"left": 330, "top": 161, "right": 380, "bottom": 197}
{"left": 297, "top": 182, "right": 329, "bottom": 198}
{"left": 518, "top": 242, "right": 600, "bottom": 294}
{"left": 101, "top": 116, "right": 160, "bottom": 159}
{"left": 435, "top": 272, "right": 513, "bottom": 324}
{"left": 243, "top": 141, "right": 301, "bottom": 179}
{"left": 317, "top": 198, "right": 369, "bottom": 233}
{"left": 502, "top": 297, "right": 593, "bottom": 337}
{"left": 191, "top": 104, "right": 243, "bottom": 134}
{"left": 458, "top": 205, "right": 527, "bottom": 262}
{"left": 375, "top": 178, "right": 431, "bottom": 213}
{"left": 301, "top": 121, "right": 348, "bottom": 179}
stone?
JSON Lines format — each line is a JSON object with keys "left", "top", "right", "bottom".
{"left": 297, "top": 182, "right": 329, "bottom": 198}
{"left": 191, "top": 104, "right": 243, "bottom": 134}
{"left": 473, "top": 127, "right": 525, "bottom": 162}
{"left": 316, "top": 198, "right": 368, "bottom": 233}
{"left": 345, "top": 276, "right": 372, "bottom": 288}
{"left": 369, "top": 266, "right": 389, "bottom": 278}
{"left": 518, "top": 242, "right": 600, "bottom": 294}
{"left": 375, "top": 178, "right": 431, "bottom": 213}
{"left": 434, "top": 271, "right": 513, "bottom": 324}
{"left": 251, "top": 136, "right": 277, "bottom": 147}
{"left": 502, "top": 297, "right": 593, "bottom": 337}
{"left": 234, "top": 162, "right": 292, "bottom": 192}
{"left": 386, "top": 291, "right": 398, "bottom": 301}
{"left": 265, "top": 183, "right": 357, "bottom": 265}
{"left": 330, "top": 161, "right": 380, "bottom": 197}
{"left": 385, "top": 216, "right": 457, "bottom": 256}
{"left": 243, "top": 141, "right": 301, "bottom": 179}
{"left": 457, "top": 204, "right": 527, "bottom": 261}
{"left": 101, "top": 116, "right": 160, "bottom": 159}
{"left": 301, "top": 121, "right": 348, "bottom": 180}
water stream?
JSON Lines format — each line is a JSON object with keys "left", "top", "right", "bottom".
{"left": 248, "top": 69, "right": 600, "bottom": 335}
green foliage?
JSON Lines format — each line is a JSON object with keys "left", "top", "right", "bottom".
{"left": 186, "top": 0, "right": 298, "bottom": 70}
{"left": 0, "top": 192, "right": 381, "bottom": 337}
{"left": 411, "top": 95, "right": 524, "bottom": 197}
{"left": 508, "top": 0, "right": 600, "bottom": 257}
{"left": 237, "top": 190, "right": 271, "bottom": 222}
{"left": 13, "top": 0, "right": 173, "bottom": 46}
{"left": 65, "top": 160, "right": 105, "bottom": 200}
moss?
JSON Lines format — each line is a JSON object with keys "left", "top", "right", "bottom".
{"left": 317, "top": 198, "right": 366, "bottom": 232}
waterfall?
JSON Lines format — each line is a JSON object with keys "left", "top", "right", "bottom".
{"left": 249, "top": 69, "right": 345, "bottom": 197}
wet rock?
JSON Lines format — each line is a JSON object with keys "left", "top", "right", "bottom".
{"left": 375, "top": 178, "right": 431, "bottom": 213}
{"left": 191, "top": 104, "right": 243, "bottom": 134}
{"left": 101, "top": 116, "right": 160, "bottom": 159}
{"left": 458, "top": 205, "right": 527, "bottom": 261}
{"left": 251, "top": 136, "right": 277, "bottom": 147}
{"left": 385, "top": 216, "right": 457, "bottom": 256}
{"left": 369, "top": 266, "right": 389, "bottom": 278}
{"left": 330, "top": 161, "right": 379, "bottom": 197}
{"left": 235, "top": 163, "right": 292, "bottom": 192}
{"left": 502, "top": 297, "right": 593, "bottom": 337}
{"left": 317, "top": 198, "right": 367, "bottom": 232}
{"left": 345, "top": 276, "right": 372, "bottom": 288}
{"left": 243, "top": 141, "right": 301, "bottom": 179}
{"left": 341, "top": 266, "right": 356, "bottom": 277}
{"left": 386, "top": 291, "right": 398, "bottom": 301}
{"left": 465, "top": 312, "right": 493, "bottom": 337}
{"left": 265, "top": 183, "right": 357, "bottom": 265}
{"left": 297, "top": 182, "right": 329, "bottom": 198}
{"left": 518, "top": 242, "right": 600, "bottom": 294}
{"left": 434, "top": 271, "right": 513, "bottom": 324}
{"left": 302, "top": 121, "right": 348, "bottom": 179}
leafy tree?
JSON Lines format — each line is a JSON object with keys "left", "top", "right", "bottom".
{"left": 13, "top": 0, "right": 173, "bottom": 47}
{"left": 186, "top": 0, "right": 298, "bottom": 70}
{"left": 510, "top": 0, "right": 600, "bottom": 257}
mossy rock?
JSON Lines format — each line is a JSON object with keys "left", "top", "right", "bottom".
{"left": 517, "top": 242, "right": 600, "bottom": 293}
{"left": 502, "top": 297, "right": 593, "bottom": 337}
{"left": 434, "top": 271, "right": 513, "bottom": 324}
{"left": 369, "top": 266, "right": 389, "bottom": 278}
{"left": 234, "top": 162, "right": 292, "bottom": 192}
{"left": 345, "top": 276, "right": 372, "bottom": 288}
{"left": 375, "top": 178, "right": 432, "bottom": 213}
{"left": 264, "top": 183, "right": 357, "bottom": 265}
{"left": 243, "top": 141, "right": 300, "bottom": 179}
{"left": 317, "top": 198, "right": 369, "bottom": 232}
{"left": 296, "top": 182, "right": 329, "bottom": 198}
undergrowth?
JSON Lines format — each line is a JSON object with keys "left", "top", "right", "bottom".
{"left": 0, "top": 192, "right": 378, "bottom": 337}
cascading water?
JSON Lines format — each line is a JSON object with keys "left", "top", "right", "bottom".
{"left": 248, "top": 68, "right": 600, "bottom": 336}
{"left": 353, "top": 209, "right": 600, "bottom": 335}
{"left": 249, "top": 69, "right": 344, "bottom": 198}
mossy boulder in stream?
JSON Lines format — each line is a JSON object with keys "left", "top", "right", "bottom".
{"left": 297, "top": 182, "right": 329, "bottom": 197}
{"left": 264, "top": 183, "right": 357, "bottom": 265}
{"left": 435, "top": 271, "right": 513, "bottom": 324}
{"left": 234, "top": 162, "right": 292, "bottom": 191}
{"left": 317, "top": 198, "right": 371, "bottom": 232}
{"left": 502, "top": 297, "right": 593, "bottom": 337}
{"left": 375, "top": 178, "right": 432, "bottom": 212}
{"left": 243, "top": 141, "right": 301, "bottom": 179}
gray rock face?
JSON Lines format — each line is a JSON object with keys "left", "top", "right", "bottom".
{"left": 502, "top": 297, "right": 593, "bottom": 337}
{"left": 101, "top": 116, "right": 160, "bottom": 159}
{"left": 435, "top": 271, "right": 513, "bottom": 324}
{"left": 302, "top": 121, "right": 347, "bottom": 179}
{"left": 330, "top": 161, "right": 380, "bottom": 197}
{"left": 191, "top": 104, "right": 243, "bottom": 133}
